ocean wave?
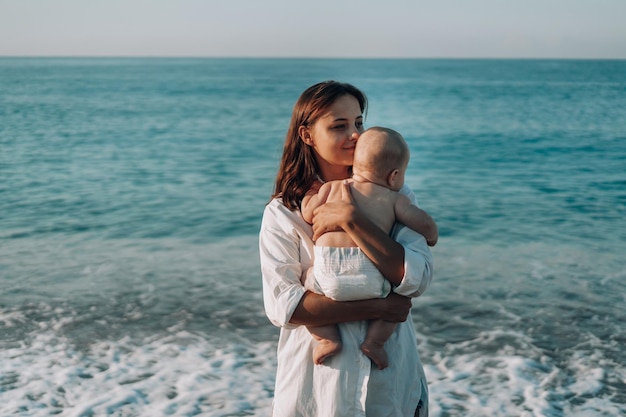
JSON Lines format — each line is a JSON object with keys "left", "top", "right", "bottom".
{"left": 425, "top": 329, "right": 626, "bottom": 417}
{"left": 0, "top": 331, "right": 276, "bottom": 417}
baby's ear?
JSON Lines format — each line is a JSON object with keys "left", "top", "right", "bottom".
{"left": 387, "top": 169, "right": 400, "bottom": 187}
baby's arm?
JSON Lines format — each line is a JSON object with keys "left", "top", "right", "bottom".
{"left": 301, "top": 182, "right": 331, "bottom": 224}
{"left": 394, "top": 194, "right": 439, "bottom": 246}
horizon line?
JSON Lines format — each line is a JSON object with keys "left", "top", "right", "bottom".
{"left": 1, "top": 55, "right": 625, "bottom": 61}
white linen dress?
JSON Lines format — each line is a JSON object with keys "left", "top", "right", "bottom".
{"left": 259, "top": 185, "right": 433, "bottom": 417}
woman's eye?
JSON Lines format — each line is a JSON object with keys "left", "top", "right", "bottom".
{"left": 331, "top": 124, "right": 346, "bottom": 130}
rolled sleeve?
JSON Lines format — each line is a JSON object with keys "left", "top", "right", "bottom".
{"left": 393, "top": 225, "right": 433, "bottom": 297}
{"left": 393, "top": 184, "right": 434, "bottom": 297}
{"left": 259, "top": 201, "right": 309, "bottom": 328}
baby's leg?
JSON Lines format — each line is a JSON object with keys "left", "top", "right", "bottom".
{"left": 307, "top": 325, "right": 343, "bottom": 365}
{"left": 361, "top": 320, "right": 396, "bottom": 370}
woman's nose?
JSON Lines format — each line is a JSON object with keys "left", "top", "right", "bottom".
{"left": 348, "top": 130, "right": 360, "bottom": 141}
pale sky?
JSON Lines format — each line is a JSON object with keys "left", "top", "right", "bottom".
{"left": 1, "top": 0, "right": 625, "bottom": 58}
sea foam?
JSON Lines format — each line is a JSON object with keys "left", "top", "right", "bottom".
{"left": 1, "top": 331, "right": 276, "bottom": 417}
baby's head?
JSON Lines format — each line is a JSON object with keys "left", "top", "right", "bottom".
{"left": 353, "top": 126, "right": 410, "bottom": 191}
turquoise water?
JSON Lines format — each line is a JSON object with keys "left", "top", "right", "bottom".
{"left": 1, "top": 58, "right": 625, "bottom": 416}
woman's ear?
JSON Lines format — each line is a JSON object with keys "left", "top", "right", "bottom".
{"left": 298, "top": 126, "right": 313, "bottom": 146}
{"left": 387, "top": 169, "right": 399, "bottom": 187}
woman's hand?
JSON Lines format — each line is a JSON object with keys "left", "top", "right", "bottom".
{"left": 375, "top": 292, "right": 413, "bottom": 322}
{"left": 311, "top": 180, "right": 358, "bottom": 241}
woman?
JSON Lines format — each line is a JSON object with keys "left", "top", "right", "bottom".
{"left": 259, "top": 81, "right": 433, "bottom": 416}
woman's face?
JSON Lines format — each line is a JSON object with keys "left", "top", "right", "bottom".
{"left": 301, "top": 94, "right": 365, "bottom": 180}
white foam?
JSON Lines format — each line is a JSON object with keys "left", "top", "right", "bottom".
{"left": 1, "top": 331, "right": 276, "bottom": 417}
{"left": 424, "top": 328, "right": 625, "bottom": 417}
{"left": 5, "top": 325, "right": 623, "bottom": 416}
{"left": 0, "top": 309, "right": 26, "bottom": 328}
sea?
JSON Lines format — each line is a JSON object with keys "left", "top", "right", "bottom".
{"left": 1, "top": 58, "right": 625, "bottom": 417}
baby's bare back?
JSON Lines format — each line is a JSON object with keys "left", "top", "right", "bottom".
{"left": 315, "top": 180, "right": 398, "bottom": 248}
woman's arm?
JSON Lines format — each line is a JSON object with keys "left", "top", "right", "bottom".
{"left": 311, "top": 181, "right": 406, "bottom": 285}
{"left": 260, "top": 200, "right": 412, "bottom": 328}
{"left": 290, "top": 291, "right": 413, "bottom": 326}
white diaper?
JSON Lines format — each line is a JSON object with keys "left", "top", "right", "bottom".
{"left": 313, "top": 246, "right": 391, "bottom": 301}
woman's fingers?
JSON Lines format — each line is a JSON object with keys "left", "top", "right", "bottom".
{"left": 311, "top": 180, "right": 355, "bottom": 241}
{"left": 380, "top": 293, "right": 412, "bottom": 322}
{"left": 311, "top": 204, "right": 340, "bottom": 241}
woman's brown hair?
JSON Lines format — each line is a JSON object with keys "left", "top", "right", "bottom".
{"left": 272, "top": 81, "right": 368, "bottom": 210}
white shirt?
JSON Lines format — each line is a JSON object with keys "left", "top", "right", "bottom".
{"left": 259, "top": 185, "right": 433, "bottom": 417}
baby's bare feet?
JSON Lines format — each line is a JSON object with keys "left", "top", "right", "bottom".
{"left": 313, "top": 339, "right": 342, "bottom": 365}
{"left": 361, "top": 341, "right": 388, "bottom": 370}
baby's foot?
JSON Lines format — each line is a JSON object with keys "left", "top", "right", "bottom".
{"left": 361, "top": 341, "right": 389, "bottom": 370}
{"left": 313, "top": 339, "right": 342, "bottom": 365}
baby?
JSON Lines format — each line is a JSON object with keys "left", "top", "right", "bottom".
{"left": 301, "top": 126, "right": 438, "bottom": 369}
